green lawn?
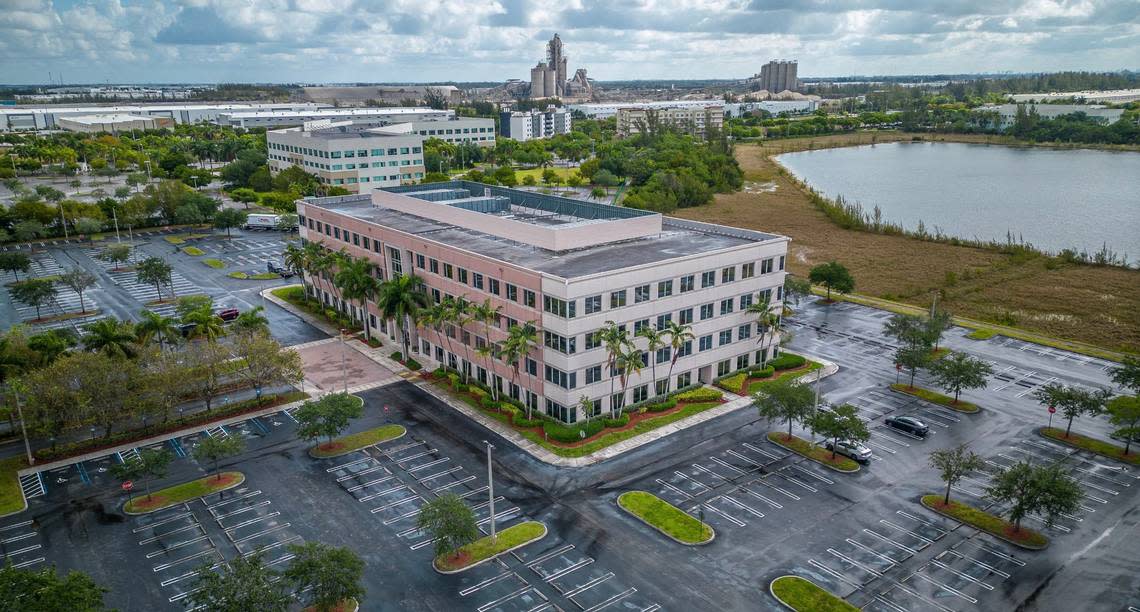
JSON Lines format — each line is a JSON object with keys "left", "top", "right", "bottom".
{"left": 203, "top": 258, "right": 225, "bottom": 269}
{"left": 124, "top": 472, "right": 245, "bottom": 514}
{"left": 748, "top": 362, "right": 822, "bottom": 394}
{"left": 229, "top": 271, "right": 280, "bottom": 280}
{"left": 514, "top": 166, "right": 576, "bottom": 182}
{"left": 0, "top": 456, "right": 28, "bottom": 516}
{"left": 271, "top": 285, "right": 360, "bottom": 332}
{"left": 766, "top": 432, "right": 860, "bottom": 472}
{"left": 921, "top": 495, "right": 1047, "bottom": 549}
{"left": 967, "top": 329, "right": 997, "bottom": 340}
{"left": 182, "top": 246, "right": 205, "bottom": 256}
{"left": 434, "top": 521, "right": 547, "bottom": 572}
{"left": 525, "top": 402, "right": 722, "bottom": 458}
{"left": 1041, "top": 428, "right": 1140, "bottom": 465}
{"left": 890, "top": 384, "right": 979, "bottom": 413}
{"left": 618, "top": 491, "right": 713, "bottom": 544}
{"left": 310, "top": 424, "right": 405, "bottom": 458}
{"left": 770, "top": 576, "right": 858, "bottom": 612}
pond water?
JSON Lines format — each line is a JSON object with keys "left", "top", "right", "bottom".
{"left": 775, "top": 142, "right": 1140, "bottom": 262}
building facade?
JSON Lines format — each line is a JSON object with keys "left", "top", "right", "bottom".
{"left": 409, "top": 117, "right": 496, "bottom": 147}
{"left": 297, "top": 182, "right": 789, "bottom": 423}
{"left": 569, "top": 100, "right": 723, "bottom": 120}
{"left": 616, "top": 104, "right": 724, "bottom": 138}
{"left": 266, "top": 121, "right": 426, "bottom": 193}
{"left": 499, "top": 108, "right": 572, "bottom": 142}
{"left": 0, "top": 102, "right": 323, "bottom": 131}
{"left": 757, "top": 60, "right": 800, "bottom": 93}
{"left": 219, "top": 107, "right": 453, "bottom": 129}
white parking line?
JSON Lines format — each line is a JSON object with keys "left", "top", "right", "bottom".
{"left": 726, "top": 449, "right": 765, "bottom": 469}
{"left": 880, "top": 520, "right": 935, "bottom": 545}
{"left": 808, "top": 559, "right": 862, "bottom": 589}
{"left": 865, "top": 439, "right": 898, "bottom": 454}
{"left": 583, "top": 587, "right": 636, "bottom": 612}
{"left": 741, "top": 486, "right": 783, "bottom": 509}
{"left": 359, "top": 483, "right": 410, "bottom": 503}
{"left": 0, "top": 520, "right": 32, "bottom": 532}
{"left": 432, "top": 475, "right": 477, "bottom": 493}
{"left": 870, "top": 431, "right": 912, "bottom": 448}
{"left": 692, "top": 463, "right": 731, "bottom": 483}
{"left": 995, "top": 369, "right": 1036, "bottom": 392}
{"left": 862, "top": 528, "right": 918, "bottom": 555}
{"left": 930, "top": 556, "right": 993, "bottom": 590}
{"left": 336, "top": 465, "right": 387, "bottom": 482}
{"left": 346, "top": 475, "right": 397, "bottom": 492}
{"left": 138, "top": 523, "right": 202, "bottom": 545}
{"left": 545, "top": 558, "right": 594, "bottom": 582}
{"left": 896, "top": 510, "right": 948, "bottom": 536}
{"left": 673, "top": 471, "right": 713, "bottom": 492}
{"left": 694, "top": 501, "right": 746, "bottom": 527}
{"left": 145, "top": 535, "right": 211, "bottom": 559}
{"left": 1016, "top": 376, "right": 1056, "bottom": 397}
{"left": 133, "top": 511, "right": 194, "bottom": 533}
{"left": 407, "top": 458, "right": 451, "bottom": 473}
{"left": 709, "top": 456, "right": 748, "bottom": 475}
{"left": 774, "top": 469, "right": 818, "bottom": 493}
{"left": 827, "top": 548, "right": 881, "bottom": 577}
{"left": 912, "top": 569, "right": 978, "bottom": 603}
{"left": 460, "top": 570, "right": 519, "bottom": 596}
{"left": 721, "top": 495, "right": 765, "bottom": 518}
{"left": 872, "top": 595, "right": 908, "bottom": 612}
{"left": 752, "top": 477, "right": 801, "bottom": 501}
{"left": 944, "top": 549, "right": 1010, "bottom": 578}
{"left": 394, "top": 448, "right": 439, "bottom": 463}
{"left": 743, "top": 442, "right": 784, "bottom": 461}
{"left": 477, "top": 585, "right": 535, "bottom": 612}
{"left": 224, "top": 512, "right": 280, "bottom": 533}
{"left": 960, "top": 541, "right": 1026, "bottom": 566}
{"left": 893, "top": 578, "right": 958, "bottom": 611}
{"left": 416, "top": 467, "right": 464, "bottom": 482}
{"left": 325, "top": 457, "right": 372, "bottom": 473}
{"left": 204, "top": 490, "right": 261, "bottom": 510}
{"left": 846, "top": 538, "right": 897, "bottom": 567}
{"left": 457, "top": 485, "right": 490, "bottom": 500}
{"left": 791, "top": 464, "right": 835, "bottom": 485}
{"left": 564, "top": 572, "right": 614, "bottom": 598}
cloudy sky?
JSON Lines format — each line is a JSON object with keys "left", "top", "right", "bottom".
{"left": 1, "top": 0, "right": 1138, "bottom": 84}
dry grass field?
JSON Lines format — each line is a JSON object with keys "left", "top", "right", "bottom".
{"left": 675, "top": 132, "right": 1140, "bottom": 353}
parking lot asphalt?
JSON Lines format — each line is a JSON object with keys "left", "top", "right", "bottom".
{"left": 5, "top": 295, "right": 1138, "bottom": 611}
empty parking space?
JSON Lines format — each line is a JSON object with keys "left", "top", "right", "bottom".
{"left": 0, "top": 519, "right": 44, "bottom": 570}
{"left": 133, "top": 503, "right": 223, "bottom": 606}
{"left": 204, "top": 487, "right": 303, "bottom": 567}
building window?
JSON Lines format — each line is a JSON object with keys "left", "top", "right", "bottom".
{"left": 717, "top": 360, "right": 731, "bottom": 377}
{"left": 523, "top": 290, "right": 536, "bottom": 308}
{"left": 388, "top": 247, "right": 402, "bottom": 276}
{"left": 632, "top": 385, "right": 649, "bottom": 403}
{"left": 719, "top": 330, "right": 732, "bottom": 346}
{"left": 472, "top": 272, "right": 484, "bottom": 290}
{"left": 742, "top": 262, "right": 755, "bottom": 279}
{"left": 544, "top": 399, "right": 576, "bottom": 423}
{"left": 584, "top": 295, "right": 602, "bottom": 315}
{"left": 720, "top": 299, "right": 734, "bottom": 315}
{"left": 722, "top": 266, "right": 736, "bottom": 283}
{"left": 680, "top": 275, "right": 695, "bottom": 293}
{"left": 333, "top": 227, "right": 341, "bottom": 240}
{"left": 488, "top": 278, "right": 500, "bottom": 296}
{"left": 543, "top": 331, "right": 576, "bottom": 354}
{"left": 543, "top": 296, "right": 575, "bottom": 318}
{"left": 506, "top": 284, "right": 518, "bottom": 302}
{"left": 676, "top": 371, "right": 692, "bottom": 389}
{"left": 656, "top": 313, "right": 672, "bottom": 331}
{"left": 458, "top": 268, "right": 468, "bottom": 284}
{"left": 443, "top": 263, "right": 453, "bottom": 279}
{"left": 657, "top": 280, "right": 673, "bottom": 298}
{"left": 544, "top": 365, "right": 576, "bottom": 390}
{"left": 352, "top": 233, "right": 360, "bottom": 246}
{"left": 678, "top": 308, "right": 693, "bottom": 325}
{"left": 585, "top": 365, "right": 602, "bottom": 384}
{"left": 761, "top": 258, "right": 774, "bottom": 274}
{"left": 700, "top": 303, "right": 714, "bottom": 320}
{"left": 635, "top": 285, "right": 651, "bottom": 303}
{"left": 633, "top": 319, "right": 649, "bottom": 333}
{"left": 740, "top": 294, "right": 754, "bottom": 310}
{"left": 779, "top": 255, "right": 786, "bottom": 271}
{"left": 656, "top": 347, "right": 671, "bottom": 364}
{"left": 699, "top": 335, "right": 712, "bottom": 351}
{"left": 738, "top": 324, "right": 752, "bottom": 341}
{"left": 737, "top": 354, "right": 749, "bottom": 371}
{"left": 429, "top": 258, "right": 439, "bottom": 274}
{"left": 677, "top": 340, "right": 693, "bottom": 358}
{"left": 701, "top": 271, "right": 716, "bottom": 288}
{"left": 585, "top": 330, "right": 602, "bottom": 350}
{"left": 610, "top": 290, "right": 627, "bottom": 308}
{"left": 526, "top": 357, "right": 537, "bottom": 376}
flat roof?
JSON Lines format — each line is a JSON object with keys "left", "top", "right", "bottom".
{"left": 0, "top": 103, "right": 321, "bottom": 115}
{"left": 303, "top": 184, "right": 782, "bottom": 279}
{"left": 223, "top": 107, "right": 445, "bottom": 119}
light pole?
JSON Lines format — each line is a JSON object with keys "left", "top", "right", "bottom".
{"left": 811, "top": 366, "right": 823, "bottom": 444}
{"left": 340, "top": 328, "right": 348, "bottom": 394}
{"left": 483, "top": 440, "right": 496, "bottom": 542}
{"left": 11, "top": 387, "right": 34, "bottom": 466}
{"left": 111, "top": 204, "right": 121, "bottom": 243}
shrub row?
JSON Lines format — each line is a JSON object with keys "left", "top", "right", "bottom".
{"left": 715, "top": 372, "right": 748, "bottom": 394}
{"left": 391, "top": 351, "right": 403, "bottom": 362}
{"left": 543, "top": 419, "right": 605, "bottom": 443}
{"left": 603, "top": 414, "right": 630, "bottom": 428}
{"left": 769, "top": 353, "right": 806, "bottom": 370}
{"left": 672, "top": 387, "right": 723, "bottom": 402}
{"left": 748, "top": 365, "right": 775, "bottom": 378}
{"left": 405, "top": 358, "right": 422, "bottom": 371}
{"left": 646, "top": 398, "right": 678, "bottom": 413}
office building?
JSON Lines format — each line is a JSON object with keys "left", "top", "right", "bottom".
{"left": 219, "top": 107, "right": 452, "bottom": 129}
{"left": 724, "top": 100, "right": 818, "bottom": 117}
{"left": 408, "top": 117, "right": 496, "bottom": 147}
{"left": 0, "top": 102, "right": 323, "bottom": 131}
{"left": 569, "top": 100, "right": 724, "bottom": 120}
{"left": 266, "top": 121, "right": 426, "bottom": 193}
{"left": 757, "top": 60, "right": 800, "bottom": 93}
{"left": 616, "top": 104, "right": 724, "bottom": 138}
{"left": 499, "top": 107, "right": 572, "bottom": 142}
{"left": 297, "top": 182, "right": 789, "bottom": 423}
{"left": 984, "top": 104, "right": 1125, "bottom": 130}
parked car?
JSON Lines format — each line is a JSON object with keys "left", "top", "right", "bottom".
{"left": 266, "top": 262, "right": 293, "bottom": 278}
{"left": 216, "top": 308, "right": 240, "bottom": 322}
{"left": 885, "top": 415, "right": 929, "bottom": 438}
{"left": 824, "top": 439, "right": 873, "bottom": 463}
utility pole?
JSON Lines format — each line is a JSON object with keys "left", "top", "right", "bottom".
{"left": 340, "top": 328, "right": 348, "bottom": 394}
{"left": 483, "top": 440, "right": 496, "bottom": 542}
{"left": 811, "top": 366, "right": 822, "bottom": 444}
{"left": 11, "top": 387, "right": 35, "bottom": 466}
{"left": 111, "top": 205, "right": 121, "bottom": 243}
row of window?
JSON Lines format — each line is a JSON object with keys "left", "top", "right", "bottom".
{"left": 268, "top": 142, "right": 422, "bottom": 158}
{"left": 268, "top": 154, "right": 423, "bottom": 171}
{"left": 417, "top": 127, "right": 492, "bottom": 135}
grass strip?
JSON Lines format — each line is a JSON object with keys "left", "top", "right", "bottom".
{"left": 618, "top": 491, "right": 713, "bottom": 544}
{"left": 748, "top": 361, "right": 822, "bottom": 394}
{"left": 1040, "top": 428, "right": 1140, "bottom": 465}
{"left": 770, "top": 576, "right": 858, "bottom": 612}
{"left": 434, "top": 521, "right": 547, "bottom": 573}
{"left": 203, "top": 258, "right": 225, "bottom": 269}
{"left": 182, "top": 246, "right": 205, "bottom": 256}
{"left": 920, "top": 495, "right": 1047, "bottom": 549}
{"left": 890, "top": 384, "right": 979, "bottom": 414}
{"left": 526, "top": 402, "right": 721, "bottom": 458}
{"left": 966, "top": 329, "right": 997, "bottom": 340}
{"left": 766, "top": 432, "right": 860, "bottom": 473}
{"left": 229, "top": 271, "right": 280, "bottom": 280}
{"left": 164, "top": 236, "right": 185, "bottom": 245}
{"left": 0, "top": 456, "right": 28, "bottom": 517}
{"left": 124, "top": 472, "right": 245, "bottom": 514}
{"left": 310, "top": 424, "right": 405, "bottom": 458}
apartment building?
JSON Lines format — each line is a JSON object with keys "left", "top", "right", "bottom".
{"left": 297, "top": 182, "right": 789, "bottom": 424}
{"left": 266, "top": 121, "right": 426, "bottom": 193}
{"left": 616, "top": 104, "right": 724, "bottom": 139}
{"left": 409, "top": 117, "right": 496, "bottom": 147}
{"left": 499, "top": 107, "right": 572, "bottom": 142}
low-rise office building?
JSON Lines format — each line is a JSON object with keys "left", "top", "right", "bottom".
{"left": 409, "top": 117, "right": 496, "bottom": 147}
{"left": 499, "top": 107, "right": 572, "bottom": 142}
{"left": 219, "top": 107, "right": 453, "bottom": 129}
{"left": 297, "top": 182, "right": 789, "bottom": 423}
{"left": 267, "top": 121, "right": 426, "bottom": 193}
{"left": 616, "top": 103, "right": 724, "bottom": 138}
{"left": 0, "top": 102, "right": 323, "bottom": 131}
{"left": 569, "top": 100, "right": 724, "bottom": 120}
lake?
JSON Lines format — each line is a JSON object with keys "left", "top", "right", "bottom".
{"left": 775, "top": 142, "right": 1140, "bottom": 262}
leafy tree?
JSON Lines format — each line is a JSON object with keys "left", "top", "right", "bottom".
{"left": 928, "top": 443, "right": 986, "bottom": 505}
{"left": 100, "top": 243, "right": 132, "bottom": 270}
{"left": 808, "top": 261, "right": 854, "bottom": 301}
{"left": 183, "top": 339, "right": 229, "bottom": 412}
{"left": 783, "top": 275, "right": 812, "bottom": 308}
{"left": 12, "top": 220, "right": 46, "bottom": 242}
{"left": 1107, "top": 396, "right": 1140, "bottom": 455}
{"left": 26, "top": 328, "right": 77, "bottom": 367}
{"left": 282, "top": 542, "right": 366, "bottom": 612}
{"left": 295, "top": 393, "right": 364, "bottom": 448}
{"left": 0, "top": 563, "right": 108, "bottom": 612}
{"left": 232, "top": 332, "right": 303, "bottom": 400}
{"left": 73, "top": 217, "right": 103, "bottom": 236}
{"left": 333, "top": 255, "right": 380, "bottom": 343}
{"left": 927, "top": 352, "right": 993, "bottom": 403}
{"left": 753, "top": 377, "right": 816, "bottom": 439}
{"left": 58, "top": 267, "right": 96, "bottom": 313}
{"left": 10, "top": 278, "right": 56, "bottom": 321}
{"left": 135, "top": 309, "right": 179, "bottom": 351}
{"left": 809, "top": 403, "right": 869, "bottom": 459}
{"left": 1033, "top": 383, "right": 1110, "bottom": 437}
{"left": 589, "top": 186, "right": 607, "bottom": 200}
{"left": 136, "top": 256, "right": 172, "bottom": 301}
{"left": 193, "top": 434, "right": 245, "bottom": 482}
{"left": 925, "top": 309, "right": 953, "bottom": 350}
{"left": 275, "top": 213, "right": 298, "bottom": 231}
{"left": 112, "top": 447, "right": 174, "bottom": 503}
{"left": 233, "top": 306, "right": 269, "bottom": 337}
{"left": 213, "top": 208, "right": 248, "bottom": 238}
{"left": 985, "top": 461, "right": 1083, "bottom": 532}
{"left": 1110, "top": 356, "right": 1140, "bottom": 397}
{"left": 186, "top": 550, "right": 290, "bottom": 612}
{"left": 662, "top": 320, "right": 695, "bottom": 395}
{"left": 175, "top": 294, "right": 214, "bottom": 319}
{"left": 883, "top": 314, "right": 929, "bottom": 348}
{"left": 229, "top": 187, "right": 258, "bottom": 209}
{"left": 895, "top": 343, "right": 931, "bottom": 389}
{"left": 82, "top": 318, "right": 138, "bottom": 358}
{"left": 0, "top": 252, "right": 31, "bottom": 282}
{"left": 417, "top": 493, "right": 479, "bottom": 560}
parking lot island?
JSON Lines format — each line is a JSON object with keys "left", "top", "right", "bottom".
{"left": 433, "top": 521, "right": 548, "bottom": 574}
{"left": 889, "top": 383, "right": 980, "bottom": 414}
{"left": 765, "top": 432, "right": 861, "bottom": 473}
{"left": 1039, "top": 427, "right": 1140, "bottom": 466}
{"left": 618, "top": 490, "right": 715, "bottom": 545}
{"left": 769, "top": 575, "right": 858, "bottom": 612}
{"left": 123, "top": 471, "right": 246, "bottom": 515}
{"left": 920, "top": 494, "right": 1048, "bottom": 550}
{"left": 309, "top": 424, "right": 407, "bottom": 459}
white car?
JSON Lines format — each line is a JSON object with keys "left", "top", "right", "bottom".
{"left": 824, "top": 439, "right": 873, "bottom": 463}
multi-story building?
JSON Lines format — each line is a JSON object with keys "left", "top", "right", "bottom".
{"left": 0, "top": 102, "right": 324, "bottom": 132}
{"left": 409, "top": 117, "right": 496, "bottom": 147}
{"left": 499, "top": 107, "right": 572, "bottom": 142}
{"left": 218, "top": 107, "right": 453, "bottom": 129}
{"left": 569, "top": 100, "right": 724, "bottom": 120}
{"left": 266, "top": 121, "right": 426, "bottom": 193}
{"left": 297, "top": 181, "right": 789, "bottom": 424}
{"left": 616, "top": 104, "right": 724, "bottom": 138}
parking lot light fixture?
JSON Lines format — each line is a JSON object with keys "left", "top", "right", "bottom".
{"left": 484, "top": 440, "right": 496, "bottom": 542}
{"left": 340, "top": 328, "right": 349, "bottom": 393}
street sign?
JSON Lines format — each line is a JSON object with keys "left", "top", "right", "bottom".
{"left": 121, "top": 480, "right": 133, "bottom": 491}
{"left": 1048, "top": 406, "right": 1057, "bottom": 414}
{"left": 895, "top": 363, "right": 902, "bottom": 371}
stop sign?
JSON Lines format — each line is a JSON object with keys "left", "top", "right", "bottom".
{"left": 121, "top": 480, "right": 133, "bottom": 491}
{"left": 1048, "top": 406, "right": 1057, "bottom": 414}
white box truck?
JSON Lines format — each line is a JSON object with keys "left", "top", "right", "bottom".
{"left": 244, "top": 214, "right": 280, "bottom": 230}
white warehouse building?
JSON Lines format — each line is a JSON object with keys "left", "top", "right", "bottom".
{"left": 0, "top": 103, "right": 324, "bottom": 131}
{"left": 218, "top": 107, "right": 454, "bottom": 129}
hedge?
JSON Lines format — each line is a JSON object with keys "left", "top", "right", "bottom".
{"left": 673, "top": 387, "right": 723, "bottom": 402}
{"left": 603, "top": 414, "right": 630, "bottom": 428}
{"left": 715, "top": 372, "right": 748, "bottom": 394}
{"left": 769, "top": 354, "right": 806, "bottom": 370}
{"left": 405, "top": 358, "right": 422, "bottom": 371}
{"left": 748, "top": 365, "right": 775, "bottom": 379}
{"left": 391, "top": 351, "right": 403, "bottom": 361}
{"left": 543, "top": 419, "right": 604, "bottom": 443}
{"left": 647, "top": 398, "right": 678, "bottom": 413}
{"left": 480, "top": 396, "right": 498, "bottom": 410}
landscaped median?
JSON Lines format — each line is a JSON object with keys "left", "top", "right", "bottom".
{"left": 714, "top": 354, "right": 822, "bottom": 396}
{"left": 766, "top": 432, "right": 860, "bottom": 473}
{"left": 0, "top": 456, "right": 28, "bottom": 517}
{"left": 617, "top": 491, "right": 714, "bottom": 545}
{"left": 920, "top": 495, "right": 1047, "bottom": 550}
{"left": 309, "top": 424, "right": 406, "bottom": 458}
{"left": 889, "top": 384, "right": 980, "bottom": 414}
{"left": 182, "top": 246, "right": 205, "bottom": 256}
{"left": 203, "top": 258, "right": 225, "bottom": 269}
{"left": 124, "top": 472, "right": 245, "bottom": 515}
{"left": 769, "top": 575, "right": 858, "bottom": 612}
{"left": 433, "top": 521, "right": 547, "bottom": 573}
{"left": 229, "top": 271, "right": 281, "bottom": 280}
{"left": 1039, "top": 427, "right": 1140, "bottom": 466}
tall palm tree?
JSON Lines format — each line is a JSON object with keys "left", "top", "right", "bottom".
{"left": 309, "top": 246, "right": 335, "bottom": 305}
{"left": 375, "top": 273, "right": 430, "bottom": 360}
{"left": 451, "top": 299, "right": 476, "bottom": 383}
{"left": 233, "top": 306, "right": 269, "bottom": 337}
{"left": 599, "top": 321, "right": 630, "bottom": 416}
{"left": 506, "top": 321, "right": 538, "bottom": 418}
{"left": 136, "top": 309, "right": 178, "bottom": 352}
{"left": 436, "top": 298, "right": 460, "bottom": 369}
{"left": 333, "top": 255, "right": 380, "bottom": 342}
{"left": 747, "top": 294, "right": 781, "bottom": 368}
{"left": 662, "top": 320, "right": 695, "bottom": 394}
{"left": 182, "top": 306, "right": 226, "bottom": 343}
{"left": 613, "top": 343, "right": 643, "bottom": 418}
{"left": 471, "top": 299, "right": 502, "bottom": 399}
{"left": 83, "top": 318, "right": 139, "bottom": 358}
{"left": 636, "top": 326, "right": 665, "bottom": 399}
{"left": 283, "top": 243, "right": 309, "bottom": 297}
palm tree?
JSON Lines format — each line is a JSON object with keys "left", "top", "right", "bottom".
{"left": 309, "top": 246, "right": 335, "bottom": 305}
{"left": 599, "top": 322, "right": 630, "bottom": 416}
{"left": 283, "top": 243, "right": 309, "bottom": 297}
{"left": 233, "top": 306, "right": 269, "bottom": 337}
{"left": 637, "top": 326, "right": 665, "bottom": 399}
{"left": 436, "top": 299, "right": 461, "bottom": 370}
{"left": 506, "top": 322, "right": 538, "bottom": 417}
{"left": 83, "top": 318, "right": 138, "bottom": 358}
{"left": 451, "top": 299, "right": 476, "bottom": 383}
{"left": 182, "top": 306, "right": 226, "bottom": 343}
{"left": 136, "top": 309, "right": 178, "bottom": 352}
{"left": 333, "top": 255, "right": 380, "bottom": 342}
{"left": 613, "top": 343, "right": 643, "bottom": 418}
{"left": 663, "top": 320, "right": 695, "bottom": 394}
{"left": 375, "top": 273, "right": 430, "bottom": 360}
{"left": 747, "top": 294, "right": 781, "bottom": 368}
{"left": 471, "top": 299, "right": 502, "bottom": 399}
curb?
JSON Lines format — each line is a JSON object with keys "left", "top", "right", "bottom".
{"left": 308, "top": 426, "right": 407, "bottom": 459}
{"left": 766, "top": 432, "right": 861, "bottom": 473}
{"left": 122, "top": 472, "right": 247, "bottom": 516}
{"left": 919, "top": 495, "right": 1048, "bottom": 551}
{"left": 432, "top": 522, "right": 548, "bottom": 574}
{"left": 617, "top": 491, "right": 715, "bottom": 546}
{"left": 769, "top": 575, "right": 854, "bottom": 612}
{"left": 1036, "top": 427, "right": 1140, "bottom": 467}
{"left": 887, "top": 385, "right": 980, "bottom": 414}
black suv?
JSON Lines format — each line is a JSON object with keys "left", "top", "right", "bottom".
{"left": 885, "top": 415, "right": 929, "bottom": 437}
{"left": 266, "top": 262, "right": 294, "bottom": 278}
